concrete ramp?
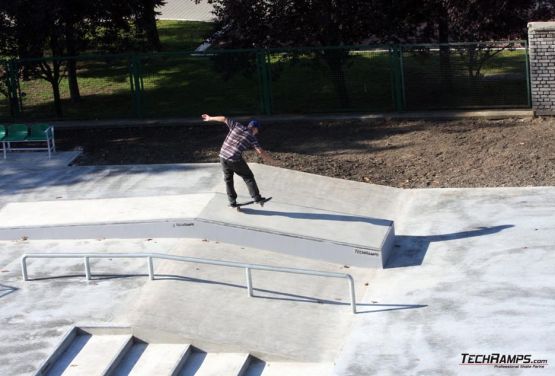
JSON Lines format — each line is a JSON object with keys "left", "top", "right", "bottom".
{"left": 0, "top": 193, "right": 394, "bottom": 268}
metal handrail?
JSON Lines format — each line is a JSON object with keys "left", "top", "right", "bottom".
{"left": 21, "top": 252, "right": 357, "bottom": 314}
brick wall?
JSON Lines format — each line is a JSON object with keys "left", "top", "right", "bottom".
{"left": 528, "top": 22, "right": 555, "bottom": 116}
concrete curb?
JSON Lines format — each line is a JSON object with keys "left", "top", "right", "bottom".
{"left": 47, "top": 109, "right": 534, "bottom": 129}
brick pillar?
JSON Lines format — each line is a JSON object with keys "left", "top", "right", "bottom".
{"left": 528, "top": 22, "right": 555, "bottom": 116}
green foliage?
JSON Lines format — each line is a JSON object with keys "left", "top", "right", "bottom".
{"left": 157, "top": 20, "right": 213, "bottom": 51}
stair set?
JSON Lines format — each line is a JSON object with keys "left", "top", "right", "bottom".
{"left": 36, "top": 327, "right": 331, "bottom": 376}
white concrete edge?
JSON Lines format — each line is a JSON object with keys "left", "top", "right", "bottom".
{"left": 195, "top": 218, "right": 384, "bottom": 252}
{"left": 33, "top": 326, "right": 78, "bottom": 376}
{"left": 528, "top": 21, "right": 555, "bottom": 31}
{"left": 102, "top": 334, "right": 134, "bottom": 375}
{"left": 171, "top": 344, "right": 193, "bottom": 376}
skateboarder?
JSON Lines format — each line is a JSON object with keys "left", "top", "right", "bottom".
{"left": 201, "top": 114, "right": 275, "bottom": 207}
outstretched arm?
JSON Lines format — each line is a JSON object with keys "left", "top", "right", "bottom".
{"left": 201, "top": 114, "right": 227, "bottom": 123}
{"left": 255, "top": 147, "right": 277, "bottom": 165}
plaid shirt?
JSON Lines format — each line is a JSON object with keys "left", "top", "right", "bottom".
{"left": 219, "top": 118, "right": 261, "bottom": 161}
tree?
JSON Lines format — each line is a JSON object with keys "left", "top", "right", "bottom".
{"left": 387, "top": 0, "right": 555, "bottom": 43}
{"left": 201, "top": 0, "right": 392, "bottom": 107}
{"left": 0, "top": 0, "right": 166, "bottom": 116}
{"left": 204, "top": 0, "right": 555, "bottom": 103}
{"left": 135, "top": 0, "right": 166, "bottom": 51}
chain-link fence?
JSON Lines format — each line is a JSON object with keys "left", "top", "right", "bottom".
{"left": 268, "top": 47, "right": 395, "bottom": 113}
{"left": 0, "top": 41, "right": 530, "bottom": 121}
{"left": 139, "top": 51, "right": 261, "bottom": 118}
{"left": 11, "top": 56, "right": 134, "bottom": 120}
{"left": 401, "top": 42, "right": 529, "bottom": 110}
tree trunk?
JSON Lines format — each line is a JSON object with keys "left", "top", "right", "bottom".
{"left": 139, "top": 0, "right": 161, "bottom": 51}
{"left": 66, "top": 23, "right": 81, "bottom": 101}
{"left": 41, "top": 59, "right": 64, "bottom": 118}
{"left": 51, "top": 78, "right": 63, "bottom": 117}
{"left": 67, "top": 58, "right": 80, "bottom": 101}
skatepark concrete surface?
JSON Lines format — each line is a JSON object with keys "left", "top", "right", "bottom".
{"left": 0, "top": 156, "right": 554, "bottom": 375}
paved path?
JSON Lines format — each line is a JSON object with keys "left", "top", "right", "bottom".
{"left": 158, "top": 0, "right": 214, "bottom": 21}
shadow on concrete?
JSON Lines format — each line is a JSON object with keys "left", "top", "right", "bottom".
{"left": 237, "top": 208, "right": 392, "bottom": 226}
{"left": 354, "top": 303, "right": 428, "bottom": 314}
{"left": 0, "top": 283, "right": 18, "bottom": 299}
{"left": 0, "top": 163, "right": 214, "bottom": 195}
{"left": 25, "top": 272, "right": 425, "bottom": 314}
{"left": 28, "top": 273, "right": 150, "bottom": 281}
{"left": 156, "top": 274, "right": 424, "bottom": 314}
{"left": 386, "top": 224, "right": 514, "bottom": 268}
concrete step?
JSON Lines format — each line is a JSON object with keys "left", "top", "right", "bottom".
{"left": 109, "top": 339, "right": 148, "bottom": 375}
{"left": 42, "top": 330, "right": 92, "bottom": 376}
{"left": 60, "top": 334, "right": 132, "bottom": 375}
{"left": 176, "top": 349, "right": 207, "bottom": 376}
{"left": 192, "top": 352, "right": 251, "bottom": 376}
{"left": 38, "top": 327, "right": 330, "bottom": 376}
{"left": 128, "top": 343, "right": 191, "bottom": 376}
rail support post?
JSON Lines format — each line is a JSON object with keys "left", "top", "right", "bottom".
{"left": 347, "top": 275, "right": 357, "bottom": 314}
{"left": 147, "top": 257, "right": 154, "bottom": 280}
{"left": 21, "top": 256, "right": 28, "bottom": 281}
{"left": 245, "top": 268, "right": 253, "bottom": 297}
{"left": 84, "top": 257, "right": 91, "bottom": 280}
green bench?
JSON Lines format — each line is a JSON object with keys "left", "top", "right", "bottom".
{"left": 0, "top": 123, "right": 56, "bottom": 159}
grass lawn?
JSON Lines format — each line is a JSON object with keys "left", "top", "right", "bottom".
{"left": 0, "top": 22, "right": 530, "bottom": 120}
{"left": 157, "top": 20, "right": 214, "bottom": 51}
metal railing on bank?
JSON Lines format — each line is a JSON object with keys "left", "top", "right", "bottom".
{"left": 21, "top": 252, "right": 358, "bottom": 314}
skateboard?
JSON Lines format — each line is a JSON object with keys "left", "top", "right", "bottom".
{"left": 234, "top": 197, "right": 272, "bottom": 211}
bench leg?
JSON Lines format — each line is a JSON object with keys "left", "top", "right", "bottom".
{"left": 52, "top": 128, "right": 56, "bottom": 152}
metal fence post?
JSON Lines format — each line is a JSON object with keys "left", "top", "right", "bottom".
{"left": 7, "top": 60, "right": 21, "bottom": 116}
{"left": 129, "top": 55, "right": 143, "bottom": 118}
{"left": 524, "top": 40, "right": 532, "bottom": 108}
{"left": 256, "top": 51, "right": 272, "bottom": 115}
{"left": 389, "top": 45, "right": 405, "bottom": 112}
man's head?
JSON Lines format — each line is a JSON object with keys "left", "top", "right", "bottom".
{"left": 248, "top": 119, "right": 260, "bottom": 135}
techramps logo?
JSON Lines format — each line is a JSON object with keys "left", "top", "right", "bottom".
{"left": 460, "top": 353, "right": 549, "bottom": 369}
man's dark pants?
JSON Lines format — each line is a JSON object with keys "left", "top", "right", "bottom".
{"left": 220, "top": 157, "right": 261, "bottom": 204}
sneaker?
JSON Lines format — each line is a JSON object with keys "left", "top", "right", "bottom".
{"left": 228, "top": 202, "right": 238, "bottom": 208}
{"left": 254, "top": 196, "right": 265, "bottom": 203}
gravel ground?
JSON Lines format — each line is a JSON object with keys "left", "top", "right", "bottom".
{"left": 57, "top": 116, "right": 555, "bottom": 188}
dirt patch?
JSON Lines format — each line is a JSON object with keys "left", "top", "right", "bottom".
{"left": 57, "top": 116, "right": 555, "bottom": 188}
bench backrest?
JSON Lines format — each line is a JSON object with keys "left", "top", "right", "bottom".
{"left": 8, "top": 124, "right": 29, "bottom": 137}
{"left": 30, "top": 124, "right": 50, "bottom": 138}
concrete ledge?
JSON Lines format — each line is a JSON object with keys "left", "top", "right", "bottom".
{"left": 535, "top": 110, "right": 555, "bottom": 116}
{"left": 528, "top": 22, "right": 555, "bottom": 31}
{"left": 0, "top": 151, "right": 81, "bottom": 168}
{"left": 0, "top": 193, "right": 395, "bottom": 268}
